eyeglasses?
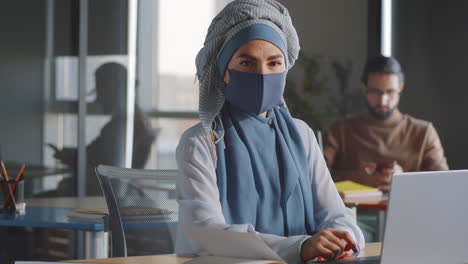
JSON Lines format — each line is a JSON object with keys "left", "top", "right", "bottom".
{"left": 365, "top": 88, "right": 400, "bottom": 99}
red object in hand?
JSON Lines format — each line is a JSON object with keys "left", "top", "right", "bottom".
{"left": 314, "top": 251, "right": 352, "bottom": 262}
{"left": 376, "top": 161, "right": 395, "bottom": 172}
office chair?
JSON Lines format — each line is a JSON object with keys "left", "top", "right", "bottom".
{"left": 95, "top": 165, "right": 178, "bottom": 257}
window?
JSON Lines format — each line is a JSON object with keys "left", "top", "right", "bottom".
{"left": 138, "top": 0, "right": 231, "bottom": 169}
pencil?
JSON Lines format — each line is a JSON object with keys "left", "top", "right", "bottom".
{"left": 0, "top": 169, "right": 5, "bottom": 202}
{"left": 0, "top": 161, "right": 8, "bottom": 203}
{"left": 3, "top": 164, "right": 27, "bottom": 207}
{"left": 14, "top": 164, "right": 25, "bottom": 182}
{"left": 0, "top": 162, "right": 8, "bottom": 180}
{"left": 1, "top": 161, "right": 17, "bottom": 208}
{"left": 0, "top": 162, "right": 5, "bottom": 182}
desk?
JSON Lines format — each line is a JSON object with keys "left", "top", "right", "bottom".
{"left": 0, "top": 197, "right": 109, "bottom": 259}
{"left": 28, "top": 196, "right": 109, "bottom": 259}
{"left": 26, "top": 197, "right": 178, "bottom": 259}
{"left": 70, "top": 243, "right": 382, "bottom": 263}
{"left": 346, "top": 198, "right": 388, "bottom": 241}
{"left": 0, "top": 207, "right": 107, "bottom": 259}
{"left": 0, "top": 207, "right": 104, "bottom": 231}
{"left": 0, "top": 196, "right": 179, "bottom": 260}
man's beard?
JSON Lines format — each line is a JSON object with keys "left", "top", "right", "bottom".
{"left": 366, "top": 102, "right": 397, "bottom": 121}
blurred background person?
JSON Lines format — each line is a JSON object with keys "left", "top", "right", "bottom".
{"left": 49, "top": 62, "right": 157, "bottom": 196}
{"left": 322, "top": 55, "right": 448, "bottom": 242}
{"left": 323, "top": 55, "right": 448, "bottom": 190}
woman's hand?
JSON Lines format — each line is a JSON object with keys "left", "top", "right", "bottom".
{"left": 300, "top": 228, "right": 358, "bottom": 262}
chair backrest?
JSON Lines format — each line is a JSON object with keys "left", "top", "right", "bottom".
{"left": 95, "top": 165, "right": 178, "bottom": 257}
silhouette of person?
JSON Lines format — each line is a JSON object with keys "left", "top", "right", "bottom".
{"left": 49, "top": 62, "right": 157, "bottom": 196}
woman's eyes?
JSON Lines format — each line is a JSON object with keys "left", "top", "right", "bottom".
{"left": 269, "top": 61, "right": 282, "bottom": 67}
{"left": 239, "top": 60, "right": 283, "bottom": 67}
{"left": 239, "top": 60, "right": 253, "bottom": 67}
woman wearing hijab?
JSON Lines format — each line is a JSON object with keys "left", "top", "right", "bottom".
{"left": 176, "top": 0, "right": 364, "bottom": 262}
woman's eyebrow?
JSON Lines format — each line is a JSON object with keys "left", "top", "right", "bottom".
{"left": 236, "top": 54, "right": 257, "bottom": 60}
{"left": 267, "top": 54, "right": 283, "bottom": 60}
{"left": 236, "top": 54, "right": 283, "bottom": 61}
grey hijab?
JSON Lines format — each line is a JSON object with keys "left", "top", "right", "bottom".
{"left": 195, "top": 0, "right": 300, "bottom": 135}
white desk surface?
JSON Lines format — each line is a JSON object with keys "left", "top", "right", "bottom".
{"left": 70, "top": 243, "right": 382, "bottom": 264}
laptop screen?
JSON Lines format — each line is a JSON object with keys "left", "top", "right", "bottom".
{"left": 307, "top": 170, "right": 468, "bottom": 264}
{"left": 380, "top": 170, "right": 468, "bottom": 264}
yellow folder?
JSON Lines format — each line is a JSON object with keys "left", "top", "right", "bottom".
{"left": 335, "top": 180, "right": 379, "bottom": 194}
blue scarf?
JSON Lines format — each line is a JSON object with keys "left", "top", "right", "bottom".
{"left": 215, "top": 103, "right": 316, "bottom": 236}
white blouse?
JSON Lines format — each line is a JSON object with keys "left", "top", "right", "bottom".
{"left": 175, "top": 118, "right": 364, "bottom": 264}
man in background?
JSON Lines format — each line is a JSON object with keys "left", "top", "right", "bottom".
{"left": 323, "top": 55, "right": 448, "bottom": 241}
{"left": 50, "top": 63, "right": 157, "bottom": 195}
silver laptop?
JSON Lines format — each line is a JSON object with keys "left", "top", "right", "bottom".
{"left": 322, "top": 170, "right": 468, "bottom": 264}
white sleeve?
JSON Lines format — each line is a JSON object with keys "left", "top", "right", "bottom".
{"left": 175, "top": 126, "right": 309, "bottom": 264}
{"left": 295, "top": 119, "right": 365, "bottom": 252}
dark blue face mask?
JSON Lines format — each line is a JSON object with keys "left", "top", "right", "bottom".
{"left": 224, "top": 69, "right": 286, "bottom": 115}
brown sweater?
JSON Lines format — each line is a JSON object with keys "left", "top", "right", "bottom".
{"left": 323, "top": 111, "right": 448, "bottom": 181}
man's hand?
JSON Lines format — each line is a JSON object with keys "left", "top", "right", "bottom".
{"left": 300, "top": 228, "right": 358, "bottom": 262}
{"left": 358, "top": 161, "right": 403, "bottom": 190}
{"left": 47, "top": 143, "right": 77, "bottom": 167}
{"left": 358, "top": 162, "right": 391, "bottom": 189}
{"left": 46, "top": 143, "right": 59, "bottom": 153}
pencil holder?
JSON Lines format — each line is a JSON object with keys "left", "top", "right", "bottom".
{"left": 0, "top": 179, "right": 25, "bottom": 213}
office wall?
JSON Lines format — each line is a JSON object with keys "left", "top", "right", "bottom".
{"left": 279, "top": 0, "right": 368, "bottom": 129}
{"left": 54, "top": 0, "right": 128, "bottom": 56}
{"left": 281, "top": 0, "right": 367, "bottom": 59}
{"left": 393, "top": 0, "right": 468, "bottom": 169}
{"left": 0, "top": 0, "right": 128, "bottom": 164}
{"left": 0, "top": 1, "right": 46, "bottom": 163}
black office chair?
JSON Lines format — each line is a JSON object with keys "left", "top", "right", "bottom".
{"left": 95, "top": 165, "right": 178, "bottom": 257}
